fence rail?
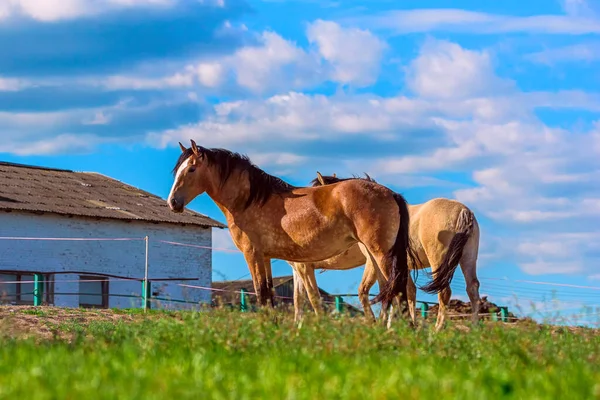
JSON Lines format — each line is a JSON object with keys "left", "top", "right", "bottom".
{"left": 0, "top": 272, "right": 512, "bottom": 322}
{"left": 5, "top": 233, "right": 585, "bottom": 324}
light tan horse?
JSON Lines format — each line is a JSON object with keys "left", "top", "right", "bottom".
{"left": 290, "top": 173, "right": 481, "bottom": 331}
{"left": 167, "top": 140, "right": 424, "bottom": 315}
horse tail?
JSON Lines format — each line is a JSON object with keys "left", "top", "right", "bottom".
{"left": 371, "top": 193, "right": 418, "bottom": 310}
{"left": 420, "top": 207, "right": 475, "bottom": 294}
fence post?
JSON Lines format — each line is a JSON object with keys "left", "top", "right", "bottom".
{"left": 499, "top": 306, "right": 508, "bottom": 322}
{"left": 491, "top": 309, "right": 498, "bottom": 321}
{"left": 33, "top": 273, "right": 43, "bottom": 306}
{"left": 142, "top": 280, "right": 152, "bottom": 310}
{"left": 335, "top": 296, "right": 343, "bottom": 313}
{"left": 420, "top": 302, "right": 429, "bottom": 319}
{"left": 240, "top": 288, "right": 247, "bottom": 312}
{"left": 143, "top": 236, "right": 150, "bottom": 311}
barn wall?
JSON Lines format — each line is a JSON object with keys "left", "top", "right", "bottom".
{"left": 0, "top": 212, "right": 214, "bottom": 309}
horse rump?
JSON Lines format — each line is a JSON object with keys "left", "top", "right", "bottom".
{"left": 420, "top": 208, "right": 475, "bottom": 294}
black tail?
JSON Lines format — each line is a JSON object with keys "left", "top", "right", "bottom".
{"left": 420, "top": 208, "right": 475, "bottom": 294}
{"left": 371, "top": 193, "right": 419, "bottom": 310}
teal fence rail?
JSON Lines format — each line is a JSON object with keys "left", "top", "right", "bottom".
{"left": 1, "top": 273, "right": 510, "bottom": 322}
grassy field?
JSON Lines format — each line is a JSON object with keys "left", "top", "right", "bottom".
{"left": 0, "top": 306, "right": 598, "bottom": 399}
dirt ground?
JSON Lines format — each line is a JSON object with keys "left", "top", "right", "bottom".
{"left": 0, "top": 306, "right": 146, "bottom": 341}
{"left": 0, "top": 304, "right": 593, "bottom": 342}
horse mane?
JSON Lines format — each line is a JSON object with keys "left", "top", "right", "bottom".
{"left": 173, "top": 147, "right": 297, "bottom": 209}
{"left": 309, "top": 173, "right": 377, "bottom": 187}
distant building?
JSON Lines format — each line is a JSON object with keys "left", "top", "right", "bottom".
{"left": 212, "top": 275, "right": 363, "bottom": 316}
{"left": 0, "top": 161, "right": 225, "bottom": 309}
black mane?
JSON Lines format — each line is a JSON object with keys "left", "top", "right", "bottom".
{"left": 173, "top": 147, "right": 296, "bottom": 209}
{"left": 309, "top": 173, "right": 377, "bottom": 187}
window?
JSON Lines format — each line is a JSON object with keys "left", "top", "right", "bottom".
{"left": 0, "top": 273, "right": 44, "bottom": 305}
{"left": 79, "top": 275, "right": 109, "bottom": 308}
{"left": 0, "top": 274, "right": 18, "bottom": 304}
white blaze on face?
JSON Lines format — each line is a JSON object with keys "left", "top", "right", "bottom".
{"left": 168, "top": 157, "right": 190, "bottom": 203}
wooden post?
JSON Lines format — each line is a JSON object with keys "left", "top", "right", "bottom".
{"left": 33, "top": 273, "right": 43, "bottom": 306}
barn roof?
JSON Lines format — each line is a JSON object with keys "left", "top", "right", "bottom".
{"left": 0, "top": 161, "right": 226, "bottom": 228}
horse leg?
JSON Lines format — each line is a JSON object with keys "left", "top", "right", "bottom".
{"left": 424, "top": 244, "right": 453, "bottom": 331}
{"left": 359, "top": 244, "right": 403, "bottom": 328}
{"left": 358, "top": 244, "right": 390, "bottom": 324}
{"left": 460, "top": 255, "right": 481, "bottom": 326}
{"left": 357, "top": 259, "right": 378, "bottom": 323}
{"left": 264, "top": 257, "right": 275, "bottom": 307}
{"left": 291, "top": 265, "right": 307, "bottom": 323}
{"left": 434, "top": 285, "right": 452, "bottom": 332}
{"left": 242, "top": 249, "right": 273, "bottom": 307}
{"left": 293, "top": 263, "right": 323, "bottom": 317}
{"left": 385, "top": 274, "right": 416, "bottom": 329}
{"left": 407, "top": 273, "right": 417, "bottom": 325}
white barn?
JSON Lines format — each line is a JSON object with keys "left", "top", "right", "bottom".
{"left": 0, "top": 161, "right": 225, "bottom": 309}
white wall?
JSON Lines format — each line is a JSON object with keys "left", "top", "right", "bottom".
{"left": 0, "top": 211, "right": 215, "bottom": 309}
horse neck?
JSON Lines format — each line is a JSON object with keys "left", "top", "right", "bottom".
{"left": 408, "top": 203, "right": 420, "bottom": 215}
{"left": 203, "top": 165, "right": 250, "bottom": 217}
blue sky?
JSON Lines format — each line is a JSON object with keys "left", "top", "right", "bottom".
{"left": 1, "top": 0, "right": 600, "bottom": 323}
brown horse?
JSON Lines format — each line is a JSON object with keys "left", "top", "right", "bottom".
{"left": 167, "top": 140, "right": 421, "bottom": 315}
{"left": 290, "top": 173, "right": 481, "bottom": 331}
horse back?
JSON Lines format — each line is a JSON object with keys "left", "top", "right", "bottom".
{"left": 411, "top": 198, "right": 479, "bottom": 256}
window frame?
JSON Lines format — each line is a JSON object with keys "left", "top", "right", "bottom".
{"left": 0, "top": 271, "right": 53, "bottom": 305}
{"left": 78, "top": 275, "right": 109, "bottom": 309}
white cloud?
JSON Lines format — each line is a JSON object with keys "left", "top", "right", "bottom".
{"left": 91, "top": 30, "right": 321, "bottom": 94}
{"left": 0, "top": 98, "right": 176, "bottom": 155}
{"left": 561, "top": 0, "right": 599, "bottom": 17}
{"left": 83, "top": 111, "right": 111, "bottom": 125}
{"left": 526, "top": 42, "right": 600, "bottom": 64}
{"left": 0, "top": 133, "right": 111, "bottom": 155}
{"left": 0, "top": 109, "right": 79, "bottom": 129}
{"left": 0, "top": 0, "right": 177, "bottom": 22}
{"left": 100, "top": 72, "right": 194, "bottom": 90}
{"left": 351, "top": 8, "right": 600, "bottom": 35}
{"left": 520, "top": 260, "right": 584, "bottom": 275}
{"left": 194, "top": 63, "right": 225, "bottom": 88}
{"left": 306, "top": 20, "right": 386, "bottom": 86}
{"left": 249, "top": 152, "right": 307, "bottom": 166}
{"left": 97, "top": 23, "right": 388, "bottom": 94}
{"left": 406, "top": 39, "right": 514, "bottom": 99}
{"left": 0, "top": 77, "right": 29, "bottom": 92}
{"left": 147, "top": 91, "right": 440, "bottom": 150}
{"left": 0, "top": 108, "right": 113, "bottom": 155}
{"left": 229, "top": 31, "right": 321, "bottom": 93}
{"left": 518, "top": 240, "right": 573, "bottom": 258}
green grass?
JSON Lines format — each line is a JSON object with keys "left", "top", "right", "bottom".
{"left": 0, "top": 308, "right": 598, "bottom": 399}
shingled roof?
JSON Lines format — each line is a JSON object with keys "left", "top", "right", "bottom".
{"left": 0, "top": 161, "right": 225, "bottom": 228}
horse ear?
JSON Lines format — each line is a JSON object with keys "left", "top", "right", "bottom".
{"left": 178, "top": 142, "right": 187, "bottom": 153}
{"left": 190, "top": 139, "right": 200, "bottom": 157}
{"left": 332, "top": 173, "right": 337, "bottom": 178}
{"left": 316, "top": 171, "right": 325, "bottom": 186}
